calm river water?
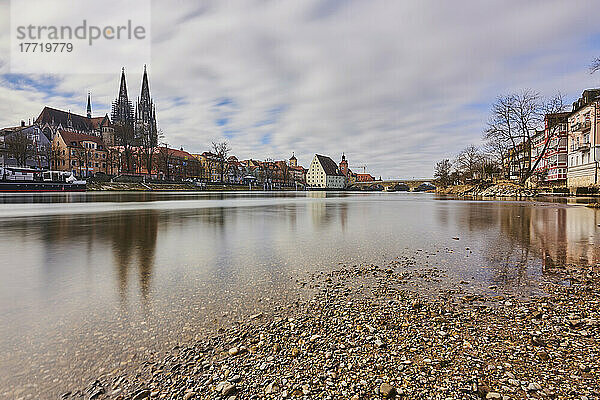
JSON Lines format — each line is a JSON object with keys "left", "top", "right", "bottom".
{"left": 1, "top": 191, "right": 599, "bottom": 398}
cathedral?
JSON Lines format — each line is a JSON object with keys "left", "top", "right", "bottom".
{"left": 33, "top": 66, "right": 157, "bottom": 148}
{"left": 111, "top": 65, "right": 158, "bottom": 147}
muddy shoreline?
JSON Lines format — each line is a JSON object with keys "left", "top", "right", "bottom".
{"left": 54, "top": 258, "right": 599, "bottom": 400}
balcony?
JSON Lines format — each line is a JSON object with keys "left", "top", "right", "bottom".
{"left": 581, "top": 120, "right": 591, "bottom": 131}
{"left": 577, "top": 142, "right": 591, "bottom": 151}
{"left": 571, "top": 122, "right": 581, "bottom": 132}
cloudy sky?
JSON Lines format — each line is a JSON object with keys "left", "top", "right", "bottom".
{"left": 1, "top": 0, "right": 600, "bottom": 178}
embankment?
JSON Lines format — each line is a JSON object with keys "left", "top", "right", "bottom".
{"left": 437, "top": 182, "right": 537, "bottom": 197}
{"left": 87, "top": 182, "right": 291, "bottom": 191}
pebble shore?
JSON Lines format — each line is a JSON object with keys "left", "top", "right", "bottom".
{"left": 61, "top": 259, "right": 599, "bottom": 400}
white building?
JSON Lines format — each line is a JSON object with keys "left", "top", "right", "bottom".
{"left": 306, "top": 154, "right": 345, "bottom": 189}
{"left": 567, "top": 89, "right": 600, "bottom": 190}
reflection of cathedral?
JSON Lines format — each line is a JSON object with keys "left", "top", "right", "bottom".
{"left": 28, "top": 210, "right": 159, "bottom": 305}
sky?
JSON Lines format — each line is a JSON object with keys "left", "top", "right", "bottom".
{"left": 1, "top": 0, "right": 600, "bottom": 179}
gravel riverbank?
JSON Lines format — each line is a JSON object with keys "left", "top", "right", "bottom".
{"left": 56, "top": 257, "right": 600, "bottom": 400}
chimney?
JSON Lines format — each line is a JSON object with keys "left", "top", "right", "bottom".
{"left": 21, "top": 120, "right": 25, "bottom": 127}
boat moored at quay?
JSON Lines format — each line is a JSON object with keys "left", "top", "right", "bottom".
{"left": 0, "top": 167, "right": 86, "bottom": 192}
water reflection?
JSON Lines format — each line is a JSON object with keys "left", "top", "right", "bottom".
{"left": 109, "top": 212, "right": 158, "bottom": 305}
{"left": 437, "top": 200, "right": 600, "bottom": 289}
{"left": 1, "top": 195, "right": 598, "bottom": 315}
{"left": 1, "top": 192, "right": 600, "bottom": 398}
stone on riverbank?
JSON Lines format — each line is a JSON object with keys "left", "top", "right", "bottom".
{"left": 60, "top": 255, "right": 600, "bottom": 400}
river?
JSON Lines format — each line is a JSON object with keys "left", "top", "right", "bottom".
{"left": 0, "top": 191, "right": 598, "bottom": 398}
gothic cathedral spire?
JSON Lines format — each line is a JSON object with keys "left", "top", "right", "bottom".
{"left": 111, "top": 67, "right": 134, "bottom": 126}
{"left": 119, "top": 67, "right": 128, "bottom": 99}
{"left": 86, "top": 92, "right": 92, "bottom": 119}
{"left": 136, "top": 64, "right": 158, "bottom": 146}
{"left": 140, "top": 64, "right": 150, "bottom": 103}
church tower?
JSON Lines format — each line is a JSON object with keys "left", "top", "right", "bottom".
{"left": 339, "top": 153, "right": 349, "bottom": 176}
{"left": 135, "top": 65, "right": 158, "bottom": 146}
{"left": 111, "top": 67, "right": 134, "bottom": 127}
{"left": 86, "top": 92, "right": 92, "bottom": 118}
{"left": 289, "top": 152, "right": 297, "bottom": 167}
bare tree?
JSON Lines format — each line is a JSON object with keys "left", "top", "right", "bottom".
{"left": 455, "top": 145, "right": 483, "bottom": 182}
{"left": 590, "top": 57, "right": 600, "bottom": 74}
{"left": 140, "top": 128, "right": 162, "bottom": 177}
{"left": 483, "top": 134, "right": 510, "bottom": 176}
{"left": 526, "top": 93, "right": 567, "bottom": 179}
{"left": 484, "top": 94, "right": 520, "bottom": 178}
{"left": 37, "top": 144, "right": 51, "bottom": 169}
{"left": 156, "top": 144, "right": 173, "bottom": 180}
{"left": 279, "top": 161, "right": 290, "bottom": 186}
{"left": 433, "top": 159, "right": 452, "bottom": 188}
{"left": 5, "top": 130, "right": 34, "bottom": 167}
{"left": 114, "top": 123, "right": 136, "bottom": 173}
{"left": 50, "top": 142, "right": 62, "bottom": 170}
{"left": 211, "top": 141, "right": 230, "bottom": 183}
{"left": 106, "top": 148, "right": 121, "bottom": 175}
{"left": 483, "top": 91, "right": 565, "bottom": 184}
{"left": 72, "top": 146, "right": 87, "bottom": 178}
{"left": 261, "top": 162, "right": 273, "bottom": 187}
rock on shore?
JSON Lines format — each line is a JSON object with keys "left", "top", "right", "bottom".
{"left": 62, "top": 261, "right": 599, "bottom": 400}
{"left": 437, "top": 182, "right": 537, "bottom": 197}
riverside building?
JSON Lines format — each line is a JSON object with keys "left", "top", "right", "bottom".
{"left": 306, "top": 154, "right": 345, "bottom": 189}
{"left": 567, "top": 89, "right": 600, "bottom": 190}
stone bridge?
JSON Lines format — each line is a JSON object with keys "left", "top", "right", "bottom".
{"left": 353, "top": 179, "right": 433, "bottom": 190}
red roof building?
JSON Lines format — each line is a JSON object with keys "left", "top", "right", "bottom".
{"left": 356, "top": 173, "right": 375, "bottom": 182}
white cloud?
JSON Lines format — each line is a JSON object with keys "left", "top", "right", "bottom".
{"left": 1, "top": 0, "right": 600, "bottom": 177}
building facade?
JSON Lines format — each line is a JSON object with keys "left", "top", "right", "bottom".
{"left": 288, "top": 153, "right": 306, "bottom": 184}
{"left": 51, "top": 130, "right": 109, "bottom": 177}
{"left": 504, "top": 140, "right": 531, "bottom": 181}
{"left": 567, "top": 89, "right": 600, "bottom": 189}
{"left": 0, "top": 122, "right": 51, "bottom": 168}
{"left": 532, "top": 112, "right": 569, "bottom": 185}
{"left": 337, "top": 153, "right": 361, "bottom": 186}
{"left": 306, "top": 154, "right": 345, "bottom": 189}
{"left": 355, "top": 173, "right": 375, "bottom": 182}
{"left": 35, "top": 105, "right": 113, "bottom": 143}
{"left": 193, "top": 152, "right": 221, "bottom": 182}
